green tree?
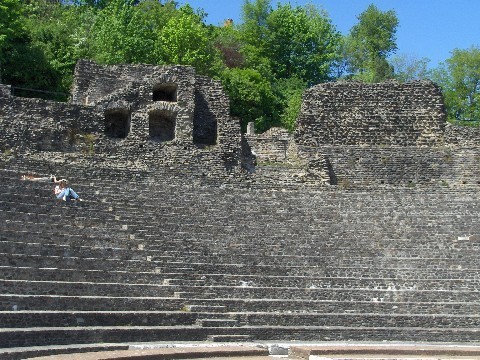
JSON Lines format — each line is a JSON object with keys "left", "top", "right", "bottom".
{"left": 344, "top": 4, "right": 398, "bottom": 82}
{"left": 0, "top": 0, "right": 28, "bottom": 80}
{"left": 0, "top": 0, "right": 25, "bottom": 49}
{"left": 156, "top": 7, "right": 221, "bottom": 75}
{"left": 264, "top": 3, "right": 340, "bottom": 84}
{"left": 213, "top": 22, "right": 245, "bottom": 69}
{"left": 1, "top": 0, "right": 65, "bottom": 97}
{"left": 72, "top": 0, "right": 108, "bottom": 9}
{"left": 230, "top": 0, "right": 339, "bottom": 132}
{"left": 92, "top": 0, "right": 157, "bottom": 64}
{"left": 432, "top": 46, "right": 480, "bottom": 123}
{"left": 239, "top": 1, "right": 339, "bottom": 85}
{"left": 240, "top": 0, "right": 271, "bottom": 53}
{"left": 23, "top": 0, "right": 89, "bottom": 94}
{"left": 238, "top": 0, "right": 273, "bottom": 77}
{"left": 390, "top": 53, "right": 430, "bottom": 82}
{"left": 221, "top": 67, "right": 277, "bottom": 132}
{"left": 274, "top": 77, "right": 306, "bottom": 132}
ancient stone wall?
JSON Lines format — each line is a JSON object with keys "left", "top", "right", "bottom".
{"left": 0, "top": 84, "right": 11, "bottom": 97}
{"left": 71, "top": 60, "right": 197, "bottom": 143}
{"left": 295, "top": 80, "right": 446, "bottom": 147}
{"left": 0, "top": 96, "right": 97, "bottom": 151}
{"left": 3, "top": 63, "right": 479, "bottom": 186}
{"left": 296, "top": 145, "right": 480, "bottom": 187}
{"left": 445, "top": 124, "right": 480, "bottom": 147}
{"left": 289, "top": 79, "right": 479, "bottom": 187}
{"left": 0, "top": 60, "right": 243, "bottom": 174}
{"left": 245, "top": 127, "right": 291, "bottom": 163}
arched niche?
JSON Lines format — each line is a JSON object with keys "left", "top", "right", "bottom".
{"left": 149, "top": 110, "right": 176, "bottom": 141}
{"left": 152, "top": 83, "right": 177, "bottom": 102}
{"left": 104, "top": 108, "right": 130, "bottom": 138}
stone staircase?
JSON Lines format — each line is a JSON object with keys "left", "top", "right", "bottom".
{"left": 0, "top": 157, "right": 479, "bottom": 356}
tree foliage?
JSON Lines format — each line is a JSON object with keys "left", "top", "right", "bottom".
{"left": 240, "top": 1, "right": 339, "bottom": 85}
{"left": 0, "top": 0, "right": 28, "bottom": 80}
{"left": 264, "top": 4, "right": 339, "bottom": 85}
{"left": 221, "top": 67, "right": 277, "bottom": 132}
{"left": 343, "top": 4, "right": 398, "bottom": 82}
{"left": 0, "top": 0, "right": 26, "bottom": 49}
{"left": 92, "top": 0, "right": 156, "bottom": 64}
{"left": 213, "top": 23, "right": 245, "bottom": 69}
{"left": 274, "top": 77, "right": 306, "bottom": 132}
{"left": 157, "top": 8, "right": 220, "bottom": 75}
{"left": 231, "top": 0, "right": 339, "bottom": 131}
{"left": 390, "top": 54, "right": 430, "bottom": 82}
{"left": 431, "top": 46, "right": 480, "bottom": 123}
{"left": 2, "top": 0, "right": 477, "bottom": 131}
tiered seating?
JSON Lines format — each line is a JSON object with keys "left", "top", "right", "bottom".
{"left": 0, "top": 157, "right": 479, "bottom": 356}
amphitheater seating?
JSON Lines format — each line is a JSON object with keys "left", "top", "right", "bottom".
{"left": 0, "top": 156, "right": 479, "bottom": 358}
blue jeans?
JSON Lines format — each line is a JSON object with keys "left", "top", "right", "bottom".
{"left": 56, "top": 187, "right": 79, "bottom": 202}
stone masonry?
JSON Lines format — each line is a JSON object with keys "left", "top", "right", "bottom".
{"left": 0, "top": 61, "right": 479, "bottom": 357}
{"left": 1, "top": 61, "right": 479, "bottom": 187}
{"left": 0, "top": 60, "right": 242, "bottom": 175}
{"left": 295, "top": 80, "right": 446, "bottom": 147}
{"left": 280, "top": 79, "right": 477, "bottom": 187}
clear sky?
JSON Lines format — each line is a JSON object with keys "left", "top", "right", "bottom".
{"left": 179, "top": 0, "right": 480, "bottom": 69}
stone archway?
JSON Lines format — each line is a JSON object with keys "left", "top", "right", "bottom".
{"left": 104, "top": 108, "right": 130, "bottom": 138}
{"left": 152, "top": 83, "right": 177, "bottom": 102}
{"left": 149, "top": 109, "right": 176, "bottom": 141}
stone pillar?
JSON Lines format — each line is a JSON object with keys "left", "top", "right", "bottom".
{"left": 247, "top": 122, "right": 255, "bottom": 136}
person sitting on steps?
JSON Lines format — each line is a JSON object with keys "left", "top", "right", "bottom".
{"left": 55, "top": 179, "right": 82, "bottom": 202}
{"left": 22, "top": 174, "right": 83, "bottom": 202}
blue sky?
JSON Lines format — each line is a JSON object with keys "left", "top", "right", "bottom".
{"left": 179, "top": 0, "right": 480, "bottom": 69}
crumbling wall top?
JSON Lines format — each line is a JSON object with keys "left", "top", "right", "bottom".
{"left": 295, "top": 80, "right": 447, "bottom": 147}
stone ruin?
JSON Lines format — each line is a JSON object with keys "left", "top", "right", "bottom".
{"left": 1, "top": 60, "right": 479, "bottom": 188}
{"left": 0, "top": 60, "right": 243, "bottom": 175}
{"left": 249, "top": 80, "right": 480, "bottom": 187}
{"left": 0, "top": 60, "right": 480, "bottom": 358}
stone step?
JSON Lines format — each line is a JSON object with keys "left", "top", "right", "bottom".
{"left": 3, "top": 293, "right": 480, "bottom": 315}
{"left": 3, "top": 254, "right": 480, "bottom": 289}
{"left": 163, "top": 278, "right": 205, "bottom": 286}
{"left": 5, "top": 324, "right": 477, "bottom": 348}
{"left": 3, "top": 238, "right": 480, "bottom": 270}
{"left": 0, "top": 326, "right": 205, "bottom": 348}
{"left": 0, "top": 311, "right": 199, "bottom": 328}
{"left": 6, "top": 309, "right": 476, "bottom": 331}
{"left": 24, "top": 344, "right": 270, "bottom": 360}
{"left": 5, "top": 266, "right": 479, "bottom": 290}
{"left": 207, "top": 334, "right": 252, "bottom": 342}
{"left": 161, "top": 284, "right": 480, "bottom": 303}
{"left": 328, "top": 266, "right": 480, "bottom": 279}
{"left": 0, "top": 326, "right": 468, "bottom": 347}
{"left": 196, "top": 318, "right": 238, "bottom": 327}
{"left": 0, "top": 294, "right": 185, "bottom": 312}
{"left": 184, "top": 304, "right": 227, "bottom": 312}
{"left": 233, "top": 312, "right": 480, "bottom": 328}
{"left": 0, "top": 253, "right": 166, "bottom": 273}
{"left": 0, "top": 279, "right": 174, "bottom": 298}
{"left": 186, "top": 298, "right": 480, "bottom": 315}
{"left": 2, "top": 266, "right": 480, "bottom": 291}
{"left": 0, "top": 240, "right": 171, "bottom": 261}
{"left": 173, "top": 291, "right": 216, "bottom": 299}
{"left": 290, "top": 344, "right": 480, "bottom": 360}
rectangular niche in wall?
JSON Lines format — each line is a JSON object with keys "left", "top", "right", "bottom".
{"left": 149, "top": 110, "right": 176, "bottom": 141}
{"left": 104, "top": 109, "right": 130, "bottom": 138}
{"left": 153, "top": 83, "right": 177, "bottom": 102}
